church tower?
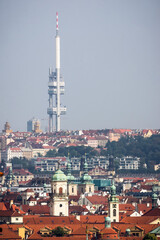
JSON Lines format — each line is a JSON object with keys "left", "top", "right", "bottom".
{"left": 66, "top": 155, "right": 77, "bottom": 196}
{"left": 78, "top": 155, "right": 94, "bottom": 194}
{"left": 50, "top": 169, "right": 68, "bottom": 216}
{"left": 109, "top": 180, "right": 119, "bottom": 222}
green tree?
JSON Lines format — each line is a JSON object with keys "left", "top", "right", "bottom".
{"left": 52, "top": 226, "right": 65, "bottom": 237}
{"left": 45, "top": 149, "right": 57, "bottom": 157}
{"left": 143, "top": 233, "right": 157, "bottom": 240}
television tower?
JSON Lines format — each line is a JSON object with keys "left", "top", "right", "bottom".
{"left": 47, "top": 12, "right": 66, "bottom": 132}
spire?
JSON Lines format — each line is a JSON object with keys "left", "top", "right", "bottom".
{"left": 67, "top": 153, "right": 71, "bottom": 175}
{"left": 84, "top": 153, "right": 88, "bottom": 174}
{"left": 111, "top": 179, "right": 116, "bottom": 196}
{"left": 67, "top": 153, "right": 75, "bottom": 182}
{"left": 110, "top": 179, "right": 118, "bottom": 203}
{"left": 81, "top": 154, "right": 92, "bottom": 184}
{"left": 56, "top": 12, "right": 59, "bottom": 36}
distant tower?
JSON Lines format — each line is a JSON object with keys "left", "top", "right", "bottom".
{"left": 27, "top": 118, "right": 41, "bottom": 132}
{"left": 109, "top": 180, "right": 119, "bottom": 222}
{"left": 47, "top": 12, "right": 66, "bottom": 132}
{"left": 34, "top": 120, "right": 42, "bottom": 133}
{"left": 3, "top": 122, "right": 12, "bottom": 134}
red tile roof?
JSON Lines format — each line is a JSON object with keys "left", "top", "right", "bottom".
{"left": 22, "top": 205, "right": 50, "bottom": 215}
{"left": 23, "top": 215, "right": 81, "bottom": 225}
{"left": 86, "top": 195, "right": 108, "bottom": 205}
{"left": 0, "top": 226, "right": 21, "bottom": 239}
{"left": 119, "top": 204, "right": 135, "bottom": 212}
{"left": 13, "top": 169, "right": 33, "bottom": 176}
{"left": 11, "top": 204, "right": 25, "bottom": 215}
{"left": 0, "top": 202, "right": 7, "bottom": 211}
{"left": 120, "top": 215, "right": 160, "bottom": 224}
{"left": 0, "top": 210, "right": 22, "bottom": 217}
{"left": 69, "top": 205, "right": 89, "bottom": 215}
{"left": 71, "top": 226, "right": 86, "bottom": 235}
{"left": 143, "top": 206, "right": 160, "bottom": 216}
{"left": 80, "top": 215, "right": 108, "bottom": 224}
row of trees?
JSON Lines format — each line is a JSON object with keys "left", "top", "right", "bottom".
{"left": 46, "top": 146, "right": 98, "bottom": 158}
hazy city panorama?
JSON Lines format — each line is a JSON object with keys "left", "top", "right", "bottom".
{"left": 0, "top": 1, "right": 160, "bottom": 240}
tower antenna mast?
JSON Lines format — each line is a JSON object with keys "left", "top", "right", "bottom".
{"left": 47, "top": 12, "right": 66, "bottom": 132}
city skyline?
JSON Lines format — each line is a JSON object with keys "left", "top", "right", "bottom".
{"left": 0, "top": 0, "right": 160, "bottom": 132}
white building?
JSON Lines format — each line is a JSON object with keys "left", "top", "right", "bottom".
{"left": 34, "top": 157, "right": 66, "bottom": 172}
{"left": 7, "top": 147, "right": 23, "bottom": 161}
{"left": 118, "top": 156, "right": 140, "bottom": 170}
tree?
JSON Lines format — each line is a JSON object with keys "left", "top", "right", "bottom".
{"left": 52, "top": 226, "right": 65, "bottom": 237}
{"left": 45, "top": 149, "right": 57, "bottom": 157}
{"left": 143, "top": 233, "right": 157, "bottom": 240}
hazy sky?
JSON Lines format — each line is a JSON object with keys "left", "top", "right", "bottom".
{"left": 0, "top": 0, "right": 160, "bottom": 132}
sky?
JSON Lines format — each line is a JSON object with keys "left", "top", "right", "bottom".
{"left": 0, "top": 0, "right": 160, "bottom": 132}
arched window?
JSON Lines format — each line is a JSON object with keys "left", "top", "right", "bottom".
{"left": 59, "top": 187, "right": 63, "bottom": 195}
{"left": 113, "top": 209, "right": 116, "bottom": 217}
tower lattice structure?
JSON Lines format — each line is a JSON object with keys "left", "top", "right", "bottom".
{"left": 47, "top": 12, "right": 66, "bottom": 132}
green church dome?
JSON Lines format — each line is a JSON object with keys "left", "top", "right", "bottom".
{"left": 52, "top": 169, "right": 67, "bottom": 181}
{"left": 81, "top": 173, "right": 92, "bottom": 183}
{"left": 67, "top": 174, "right": 75, "bottom": 181}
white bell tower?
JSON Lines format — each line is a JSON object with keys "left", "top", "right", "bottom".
{"left": 109, "top": 180, "right": 119, "bottom": 222}
{"left": 50, "top": 169, "right": 68, "bottom": 216}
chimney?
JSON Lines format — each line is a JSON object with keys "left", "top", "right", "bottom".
{"left": 10, "top": 199, "right": 13, "bottom": 209}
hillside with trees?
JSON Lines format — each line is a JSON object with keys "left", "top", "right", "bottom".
{"left": 105, "top": 135, "right": 160, "bottom": 171}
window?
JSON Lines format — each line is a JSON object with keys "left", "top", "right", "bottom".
{"left": 113, "top": 204, "right": 116, "bottom": 208}
{"left": 60, "top": 204, "right": 62, "bottom": 207}
{"left": 59, "top": 187, "right": 63, "bottom": 195}
{"left": 89, "top": 187, "right": 91, "bottom": 192}
{"left": 72, "top": 187, "right": 74, "bottom": 193}
{"left": 16, "top": 218, "right": 19, "bottom": 221}
{"left": 113, "top": 209, "right": 116, "bottom": 217}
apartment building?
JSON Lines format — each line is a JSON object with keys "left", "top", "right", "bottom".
{"left": 118, "top": 156, "right": 140, "bottom": 170}
{"left": 34, "top": 157, "right": 67, "bottom": 172}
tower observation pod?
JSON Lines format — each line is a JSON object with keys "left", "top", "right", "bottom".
{"left": 47, "top": 12, "right": 66, "bottom": 132}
